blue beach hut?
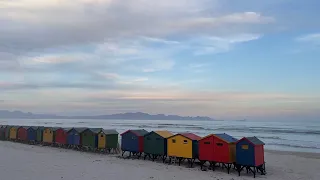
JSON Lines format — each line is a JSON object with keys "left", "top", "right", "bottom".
{"left": 67, "top": 127, "right": 87, "bottom": 148}
{"left": 236, "top": 136, "right": 266, "bottom": 178}
{"left": 121, "top": 129, "right": 149, "bottom": 158}
{"left": 27, "top": 126, "right": 37, "bottom": 142}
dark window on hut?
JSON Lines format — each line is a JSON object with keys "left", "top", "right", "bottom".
{"left": 216, "top": 143, "right": 223, "bottom": 146}
{"left": 49, "top": 131, "right": 52, "bottom": 134}
{"left": 204, "top": 142, "right": 210, "bottom": 145}
{"left": 172, "top": 139, "right": 176, "bottom": 143}
{"left": 183, "top": 140, "right": 188, "bottom": 144}
{"left": 100, "top": 134, "right": 104, "bottom": 137}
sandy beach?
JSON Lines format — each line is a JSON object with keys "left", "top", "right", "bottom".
{"left": 0, "top": 141, "right": 319, "bottom": 180}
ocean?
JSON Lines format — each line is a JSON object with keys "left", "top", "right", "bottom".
{"left": 1, "top": 118, "right": 319, "bottom": 153}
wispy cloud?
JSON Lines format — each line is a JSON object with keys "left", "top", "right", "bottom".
{"left": 296, "top": 33, "right": 320, "bottom": 44}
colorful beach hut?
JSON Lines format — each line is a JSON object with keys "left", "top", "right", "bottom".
{"left": 97, "top": 129, "right": 119, "bottom": 152}
{"left": 54, "top": 128, "right": 70, "bottom": 146}
{"left": 143, "top": 130, "right": 173, "bottom": 161}
{"left": 9, "top": 126, "right": 19, "bottom": 140}
{"left": 43, "top": 127, "right": 55, "bottom": 144}
{"left": 199, "top": 133, "right": 237, "bottom": 173}
{"left": 236, "top": 136, "right": 266, "bottom": 178}
{"left": 167, "top": 133, "right": 201, "bottom": 167}
{"left": 36, "top": 126, "right": 44, "bottom": 143}
{"left": 121, "top": 129, "right": 148, "bottom": 158}
{"left": 5, "top": 125, "right": 11, "bottom": 140}
{"left": 0, "top": 125, "right": 6, "bottom": 140}
{"left": 81, "top": 128, "right": 102, "bottom": 150}
{"left": 17, "top": 126, "right": 29, "bottom": 142}
{"left": 67, "top": 127, "right": 87, "bottom": 148}
{"left": 27, "top": 126, "right": 38, "bottom": 143}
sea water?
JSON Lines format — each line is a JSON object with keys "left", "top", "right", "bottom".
{"left": 1, "top": 119, "right": 319, "bottom": 153}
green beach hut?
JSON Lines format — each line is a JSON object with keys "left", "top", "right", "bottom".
{"left": 5, "top": 125, "right": 11, "bottom": 140}
{"left": 36, "top": 126, "right": 44, "bottom": 143}
{"left": 143, "top": 130, "right": 173, "bottom": 161}
{"left": 81, "top": 128, "right": 102, "bottom": 150}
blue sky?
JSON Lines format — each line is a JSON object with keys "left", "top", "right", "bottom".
{"left": 0, "top": 0, "right": 319, "bottom": 120}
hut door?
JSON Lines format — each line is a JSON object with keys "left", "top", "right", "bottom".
{"left": 98, "top": 134, "right": 106, "bottom": 149}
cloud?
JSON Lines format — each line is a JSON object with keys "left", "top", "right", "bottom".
{"left": 190, "top": 34, "right": 261, "bottom": 55}
{"left": 296, "top": 33, "right": 320, "bottom": 44}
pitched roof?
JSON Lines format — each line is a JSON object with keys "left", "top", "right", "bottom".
{"left": 131, "top": 129, "right": 149, "bottom": 136}
{"left": 63, "top": 128, "right": 72, "bottom": 132}
{"left": 52, "top": 127, "right": 62, "bottom": 131}
{"left": 214, "top": 133, "right": 238, "bottom": 143}
{"left": 244, "top": 136, "right": 265, "bottom": 145}
{"left": 88, "top": 128, "right": 103, "bottom": 134}
{"left": 22, "top": 126, "right": 31, "bottom": 129}
{"left": 181, "top": 133, "right": 201, "bottom": 141}
{"left": 154, "top": 130, "right": 173, "bottom": 138}
{"left": 101, "top": 129, "right": 118, "bottom": 135}
{"left": 69, "top": 127, "right": 87, "bottom": 133}
{"left": 121, "top": 129, "right": 149, "bottom": 136}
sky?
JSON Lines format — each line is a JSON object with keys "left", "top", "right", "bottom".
{"left": 0, "top": 0, "right": 320, "bottom": 120}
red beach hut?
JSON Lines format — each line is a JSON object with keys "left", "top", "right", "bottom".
{"left": 54, "top": 128, "right": 70, "bottom": 147}
{"left": 199, "top": 133, "right": 237, "bottom": 173}
{"left": 17, "top": 126, "right": 29, "bottom": 142}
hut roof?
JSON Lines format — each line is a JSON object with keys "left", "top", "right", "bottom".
{"left": 121, "top": 129, "right": 148, "bottom": 136}
{"left": 22, "top": 126, "right": 31, "bottom": 130}
{"left": 30, "top": 126, "right": 39, "bottom": 130}
{"left": 101, "top": 129, "right": 118, "bottom": 135}
{"left": 181, "top": 133, "right": 201, "bottom": 141}
{"left": 242, "top": 136, "right": 265, "bottom": 145}
{"left": 52, "top": 127, "right": 62, "bottom": 131}
{"left": 88, "top": 128, "right": 103, "bottom": 134}
{"left": 11, "top": 126, "right": 20, "bottom": 129}
{"left": 69, "top": 127, "right": 87, "bottom": 133}
{"left": 63, "top": 128, "right": 72, "bottom": 132}
{"left": 154, "top": 130, "right": 173, "bottom": 138}
{"left": 214, "top": 133, "right": 238, "bottom": 143}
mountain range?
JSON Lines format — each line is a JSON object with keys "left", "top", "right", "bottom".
{"left": 0, "top": 110, "right": 213, "bottom": 121}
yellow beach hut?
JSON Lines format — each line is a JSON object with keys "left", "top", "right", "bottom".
{"left": 167, "top": 133, "right": 201, "bottom": 167}
{"left": 43, "top": 127, "right": 54, "bottom": 144}
{"left": 9, "top": 126, "right": 19, "bottom": 140}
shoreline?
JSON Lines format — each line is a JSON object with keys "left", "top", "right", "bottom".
{"left": 1, "top": 141, "right": 320, "bottom": 180}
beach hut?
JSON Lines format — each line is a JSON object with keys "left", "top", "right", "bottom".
{"left": 27, "top": 126, "right": 38, "bottom": 143}
{"left": 121, "top": 129, "right": 149, "bottom": 158}
{"left": 236, "top": 137, "right": 266, "bottom": 178}
{"left": 9, "top": 126, "right": 19, "bottom": 140}
{"left": 5, "top": 125, "right": 11, "bottom": 140}
{"left": 143, "top": 130, "right": 173, "bottom": 161}
{"left": 199, "top": 133, "right": 238, "bottom": 173}
{"left": 36, "top": 126, "right": 44, "bottom": 143}
{"left": 97, "top": 129, "right": 119, "bottom": 152}
{"left": 167, "top": 133, "right": 201, "bottom": 167}
{"left": 67, "top": 127, "right": 87, "bottom": 148}
{"left": 54, "top": 127, "right": 71, "bottom": 147}
{"left": 43, "top": 127, "right": 55, "bottom": 144}
{"left": 0, "top": 125, "right": 6, "bottom": 140}
{"left": 81, "top": 128, "right": 102, "bottom": 150}
{"left": 17, "top": 126, "right": 29, "bottom": 142}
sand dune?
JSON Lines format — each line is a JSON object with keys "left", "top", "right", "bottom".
{"left": 0, "top": 141, "right": 319, "bottom": 180}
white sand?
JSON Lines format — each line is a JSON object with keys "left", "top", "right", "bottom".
{"left": 0, "top": 141, "right": 319, "bottom": 180}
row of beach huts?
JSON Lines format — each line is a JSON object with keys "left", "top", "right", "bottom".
{"left": 0, "top": 125, "right": 266, "bottom": 178}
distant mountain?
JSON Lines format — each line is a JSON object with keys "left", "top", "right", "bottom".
{"left": 0, "top": 110, "right": 214, "bottom": 120}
